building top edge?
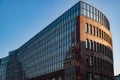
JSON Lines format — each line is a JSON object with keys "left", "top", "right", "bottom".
{"left": 18, "top": 1, "right": 110, "bottom": 49}
{"left": 1, "top": 1, "right": 110, "bottom": 58}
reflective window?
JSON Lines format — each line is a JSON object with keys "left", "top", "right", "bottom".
{"left": 86, "top": 23, "right": 89, "bottom": 33}
{"left": 87, "top": 72, "right": 93, "bottom": 80}
{"left": 86, "top": 39, "right": 89, "bottom": 49}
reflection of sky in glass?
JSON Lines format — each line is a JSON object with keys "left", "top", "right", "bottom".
{"left": 0, "top": 0, "right": 119, "bottom": 75}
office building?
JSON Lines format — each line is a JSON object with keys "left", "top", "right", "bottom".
{"left": 0, "top": 1, "right": 114, "bottom": 80}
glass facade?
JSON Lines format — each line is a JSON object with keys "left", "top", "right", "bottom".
{"left": 13, "top": 2, "right": 81, "bottom": 79}
{"left": 17, "top": 18, "right": 77, "bottom": 79}
{"left": 80, "top": 1, "right": 110, "bottom": 30}
{"left": 6, "top": 51, "right": 24, "bottom": 80}
{"left": 0, "top": 57, "right": 9, "bottom": 80}
{"left": 0, "top": 1, "right": 113, "bottom": 80}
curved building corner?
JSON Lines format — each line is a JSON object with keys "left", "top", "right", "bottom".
{"left": 0, "top": 1, "right": 114, "bottom": 80}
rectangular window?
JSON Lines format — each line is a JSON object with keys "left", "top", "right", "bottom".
{"left": 102, "top": 30, "right": 104, "bottom": 39}
{"left": 96, "top": 42, "right": 98, "bottom": 52}
{"left": 86, "top": 23, "right": 89, "bottom": 33}
{"left": 84, "top": 9, "right": 87, "bottom": 16}
{"left": 96, "top": 28, "right": 98, "bottom": 36}
{"left": 86, "top": 55, "right": 89, "bottom": 66}
{"left": 97, "top": 43, "right": 99, "bottom": 52}
{"left": 89, "top": 40, "right": 92, "bottom": 49}
{"left": 81, "top": 8, "right": 84, "bottom": 15}
{"left": 94, "top": 57, "right": 96, "bottom": 68}
{"left": 86, "top": 39, "right": 89, "bottom": 49}
{"left": 89, "top": 40, "right": 91, "bottom": 49}
{"left": 100, "top": 59, "right": 102, "bottom": 70}
{"left": 99, "top": 29, "right": 101, "bottom": 38}
{"left": 97, "top": 58, "right": 100, "bottom": 69}
{"left": 52, "top": 78, "right": 55, "bottom": 80}
{"left": 93, "top": 26, "right": 95, "bottom": 35}
{"left": 103, "top": 45, "right": 105, "bottom": 55}
{"left": 100, "top": 44, "right": 102, "bottom": 53}
{"left": 87, "top": 72, "right": 93, "bottom": 80}
{"left": 95, "top": 27, "right": 97, "bottom": 36}
{"left": 92, "top": 57, "right": 95, "bottom": 67}
{"left": 94, "top": 41, "right": 96, "bottom": 51}
{"left": 58, "top": 76, "right": 62, "bottom": 80}
{"left": 90, "top": 25, "right": 92, "bottom": 34}
{"left": 103, "top": 32, "right": 105, "bottom": 40}
{"left": 89, "top": 56, "right": 92, "bottom": 66}
{"left": 93, "top": 41, "right": 95, "bottom": 50}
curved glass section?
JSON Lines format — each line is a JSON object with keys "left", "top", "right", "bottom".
{"left": 80, "top": 1, "right": 110, "bottom": 30}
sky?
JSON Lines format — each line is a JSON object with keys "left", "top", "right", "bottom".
{"left": 0, "top": 0, "right": 120, "bottom": 75}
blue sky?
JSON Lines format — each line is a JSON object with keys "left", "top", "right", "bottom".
{"left": 0, "top": 0, "right": 120, "bottom": 75}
